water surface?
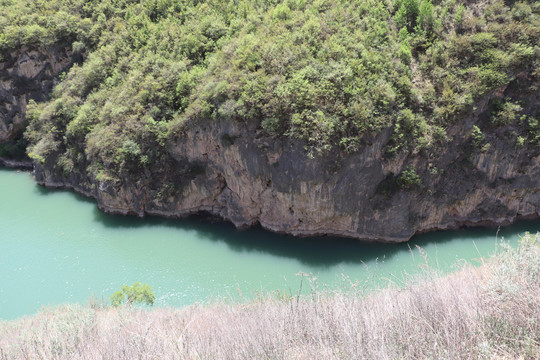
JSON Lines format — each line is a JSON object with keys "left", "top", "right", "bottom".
{"left": 1, "top": 168, "right": 536, "bottom": 320}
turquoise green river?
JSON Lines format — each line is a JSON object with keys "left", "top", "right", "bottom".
{"left": 1, "top": 168, "right": 537, "bottom": 320}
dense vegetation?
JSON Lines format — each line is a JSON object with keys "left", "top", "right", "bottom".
{"left": 0, "top": 0, "right": 539, "bottom": 182}
{"left": 1, "top": 234, "right": 539, "bottom": 359}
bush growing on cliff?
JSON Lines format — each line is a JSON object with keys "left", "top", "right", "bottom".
{"left": 471, "top": 125, "right": 486, "bottom": 148}
{"left": 491, "top": 101, "right": 523, "bottom": 127}
{"left": 398, "top": 165, "right": 422, "bottom": 188}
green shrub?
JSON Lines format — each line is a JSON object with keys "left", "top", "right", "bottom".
{"left": 454, "top": 4, "right": 465, "bottom": 28}
{"left": 515, "top": 136, "right": 525, "bottom": 148}
{"left": 273, "top": 3, "right": 291, "bottom": 21}
{"left": 399, "top": 39, "right": 413, "bottom": 64}
{"left": 398, "top": 165, "right": 422, "bottom": 188}
{"left": 478, "top": 67, "right": 509, "bottom": 91}
{"left": 394, "top": 0, "right": 420, "bottom": 32}
{"left": 471, "top": 125, "right": 485, "bottom": 147}
{"left": 492, "top": 101, "right": 523, "bottom": 126}
{"left": 527, "top": 116, "right": 540, "bottom": 144}
{"left": 110, "top": 282, "right": 155, "bottom": 307}
{"left": 417, "top": 0, "right": 434, "bottom": 34}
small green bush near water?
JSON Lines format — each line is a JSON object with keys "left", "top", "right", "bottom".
{"left": 110, "top": 282, "right": 155, "bottom": 307}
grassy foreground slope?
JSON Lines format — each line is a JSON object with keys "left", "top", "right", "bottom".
{"left": 1, "top": 234, "right": 539, "bottom": 359}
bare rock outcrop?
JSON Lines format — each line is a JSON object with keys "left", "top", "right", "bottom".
{"left": 0, "top": 47, "right": 72, "bottom": 149}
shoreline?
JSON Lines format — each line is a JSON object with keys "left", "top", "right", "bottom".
{"left": 0, "top": 157, "right": 33, "bottom": 170}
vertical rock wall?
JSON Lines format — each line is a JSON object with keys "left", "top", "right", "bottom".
{"left": 0, "top": 47, "right": 72, "bottom": 158}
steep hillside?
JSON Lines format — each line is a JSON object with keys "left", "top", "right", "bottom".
{"left": 1, "top": 0, "right": 539, "bottom": 241}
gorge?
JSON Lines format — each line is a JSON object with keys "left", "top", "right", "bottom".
{"left": 1, "top": 1, "right": 539, "bottom": 357}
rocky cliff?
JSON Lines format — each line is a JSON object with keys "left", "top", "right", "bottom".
{"left": 1, "top": 45, "right": 538, "bottom": 243}
{"left": 0, "top": 47, "right": 72, "bottom": 159}
{"left": 34, "top": 76, "right": 540, "bottom": 242}
{"left": 4, "top": 0, "right": 537, "bottom": 242}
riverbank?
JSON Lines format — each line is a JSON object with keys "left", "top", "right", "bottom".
{"left": 0, "top": 157, "right": 32, "bottom": 170}
{"left": 1, "top": 234, "right": 538, "bottom": 359}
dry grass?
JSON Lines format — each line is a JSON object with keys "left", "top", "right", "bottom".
{"left": 1, "top": 235, "right": 539, "bottom": 360}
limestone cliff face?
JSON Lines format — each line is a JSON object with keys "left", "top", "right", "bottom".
{"left": 34, "top": 81, "right": 540, "bottom": 242}
{"left": 0, "top": 47, "right": 72, "bottom": 149}
{"left": 12, "top": 44, "right": 536, "bottom": 242}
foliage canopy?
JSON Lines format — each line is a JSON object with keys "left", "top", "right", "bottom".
{"left": 0, "top": 0, "right": 537, "bottom": 179}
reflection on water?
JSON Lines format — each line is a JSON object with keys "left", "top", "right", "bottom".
{"left": 92, "top": 203, "right": 538, "bottom": 268}
{"left": 0, "top": 168, "right": 536, "bottom": 320}
{"left": 94, "top": 208, "right": 402, "bottom": 268}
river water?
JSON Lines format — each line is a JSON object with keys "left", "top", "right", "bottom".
{"left": 1, "top": 168, "right": 537, "bottom": 320}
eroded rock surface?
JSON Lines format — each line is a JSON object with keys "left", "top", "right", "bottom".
{"left": 0, "top": 47, "right": 72, "bottom": 149}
